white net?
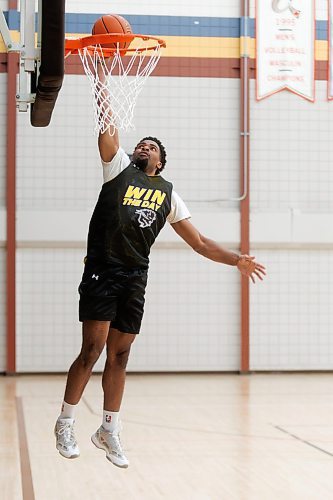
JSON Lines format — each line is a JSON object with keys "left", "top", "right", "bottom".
{"left": 78, "top": 43, "right": 163, "bottom": 135}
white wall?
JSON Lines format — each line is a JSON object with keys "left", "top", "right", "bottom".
{"left": 17, "top": 76, "right": 240, "bottom": 213}
{"left": 249, "top": 80, "right": 333, "bottom": 370}
{"left": 65, "top": 1, "right": 240, "bottom": 18}
{"left": 16, "top": 247, "right": 240, "bottom": 372}
{"left": 16, "top": 248, "right": 83, "bottom": 372}
{"left": 251, "top": 83, "right": 333, "bottom": 213}
{"left": 10, "top": 0, "right": 333, "bottom": 372}
{"left": 248, "top": 1, "right": 333, "bottom": 369}
{"left": 16, "top": 72, "right": 241, "bottom": 371}
{"left": 250, "top": 249, "right": 333, "bottom": 370}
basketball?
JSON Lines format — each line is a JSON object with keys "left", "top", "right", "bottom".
{"left": 92, "top": 14, "right": 132, "bottom": 50}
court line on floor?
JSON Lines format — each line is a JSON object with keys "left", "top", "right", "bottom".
{"left": 274, "top": 425, "right": 333, "bottom": 457}
{"left": 16, "top": 397, "right": 35, "bottom": 500}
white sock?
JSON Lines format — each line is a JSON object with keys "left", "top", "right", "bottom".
{"left": 59, "top": 401, "right": 77, "bottom": 420}
{"left": 102, "top": 410, "right": 119, "bottom": 432}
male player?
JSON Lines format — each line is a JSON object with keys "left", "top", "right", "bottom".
{"left": 54, "top": 126, "right": 266, "bottom": 468}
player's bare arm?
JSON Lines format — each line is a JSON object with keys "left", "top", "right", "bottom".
{"left": 98, "top": 128, "right": 119, "bottom": 162}
{"left": 172, "top": 218, "right": 266, "bottom": 283}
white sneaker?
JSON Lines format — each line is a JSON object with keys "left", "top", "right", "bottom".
{"left": 91, "top": 425, "right": 129, "bottom": 468}
{"left": 54, "top": 418, "right": 80, "bottom": 459}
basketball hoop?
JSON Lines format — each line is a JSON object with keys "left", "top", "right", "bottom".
{"left": 65, "top": 34, "right": 166, "bottom": 135}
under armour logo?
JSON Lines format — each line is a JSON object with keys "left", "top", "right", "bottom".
{"left": 92, "top": 274, "right": 99, "bottom": 280}
{"left": 105, "top": 415, "right": 112, "bottom": 423}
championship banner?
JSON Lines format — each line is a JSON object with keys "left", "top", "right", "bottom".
{"left": 256, "top": 0, "right": 315, "bottom": 101}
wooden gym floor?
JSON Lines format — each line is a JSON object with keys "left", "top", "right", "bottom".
{"left": 1, "top": 373, "right": 333, "bottom": 500}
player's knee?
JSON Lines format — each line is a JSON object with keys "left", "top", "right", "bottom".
{"left": 107, "top": 347, "right": 132, "bottom": 370}
{"left": 79, "top": 343, "right": 102, "bottom": 368}
{"left": 117, "top": 348, "right": 132, "bottom": 369}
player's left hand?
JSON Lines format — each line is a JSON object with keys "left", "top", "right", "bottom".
{"left": 237, "top": 255, "right": 266, "bottom": 283}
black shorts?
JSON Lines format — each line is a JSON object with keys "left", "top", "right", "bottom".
{"left": 78, "top": 260, "right": 148, "bottom": 334}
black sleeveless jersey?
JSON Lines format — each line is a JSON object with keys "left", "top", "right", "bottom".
{"left": 86, "top": 164, "right": 173, "bottom": 269}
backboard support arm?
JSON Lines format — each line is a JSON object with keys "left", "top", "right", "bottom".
{"left": 0, "top": 1, "right": 41, "bottom": 111}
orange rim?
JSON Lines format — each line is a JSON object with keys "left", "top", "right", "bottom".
{"left": 65, "top": 33, "right": 166, "bottom": 57}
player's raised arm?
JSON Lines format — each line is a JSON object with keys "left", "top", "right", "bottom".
{"left": 171, "top": 218, "right": 266, "bottom": 283}
{"left": 98, "top": 128, "right": 119, "bottom": 163}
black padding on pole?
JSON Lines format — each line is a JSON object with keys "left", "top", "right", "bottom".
{"left": 31, "top": 0, "right": 65, "bottom": 127}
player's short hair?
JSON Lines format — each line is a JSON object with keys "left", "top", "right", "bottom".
{"left": 138, "top": 136, "right": 167, "bottom": 172}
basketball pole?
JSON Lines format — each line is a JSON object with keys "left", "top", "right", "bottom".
{"left": 240, "top": 0, "right": 251, "bottom": 373}
{"left": 0, "top": 0, "right": 20, "bottom": 377}
{"left": 6, "top": 51, "right": 18, "bottom": 374}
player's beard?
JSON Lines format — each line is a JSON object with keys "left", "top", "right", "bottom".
{"left": 133, "top": 157, "right": 149, "bottom": 171}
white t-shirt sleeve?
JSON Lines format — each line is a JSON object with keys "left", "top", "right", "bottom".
{"left": 102, "top": 147, "right": 131, "bottom": 183}
{"left": 167, "top": 190, "right": 191, "bottom": 224}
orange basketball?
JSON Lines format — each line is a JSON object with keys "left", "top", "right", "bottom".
{"left": 92, "top": 14, "right": 132, "bottom": 50}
